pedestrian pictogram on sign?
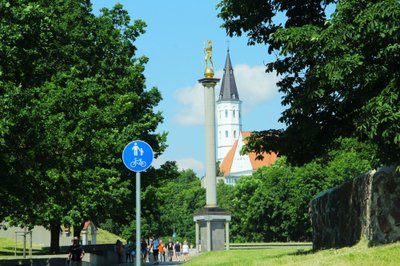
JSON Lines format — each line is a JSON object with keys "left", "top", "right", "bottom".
{"left": 122, "top": 140, "right": 154, "bottom": 172}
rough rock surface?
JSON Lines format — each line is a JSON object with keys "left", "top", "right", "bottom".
{"left": 310, "top": 168, "right": 400, "bottom": 249}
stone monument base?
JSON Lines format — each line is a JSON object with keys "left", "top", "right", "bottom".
{"left": 193, "top": 207, "right": 231, "bottom": 252}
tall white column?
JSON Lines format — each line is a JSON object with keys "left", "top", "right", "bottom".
{"left": 199, "top": 78, "right": 220, "bottom": 207}
{"left": 195, "top": 56, "right": 231, "bottom": 253}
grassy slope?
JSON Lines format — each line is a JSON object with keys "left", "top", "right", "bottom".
{"left": 0, "top": 228, "right": 123, "bottom": 258}
{"left": 186, "top": 240, "right": 400, "bottom": 266}
{"left": 0, "top": 236, "right": 42, "bottom": 257}
{"left": 95, "top": 228, "right": 125, "bottom": 244}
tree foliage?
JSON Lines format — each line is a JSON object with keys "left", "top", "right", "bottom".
{"left": 0, "top": 0, "right": 166, "bottom": 252}
{"left": 217, "top": 0, "right": 336, "bottom": 47}
{"left": 157, "top": 169, "right": 205, "bottom": 244}
{"left": 220, "top": 138, "right": 377, "bottom": 242}
{"left": 218, "top": 0, "right": 400, "bottom": 167}
{"left": 115, "top": 137, "right": 377, "bottom": 244}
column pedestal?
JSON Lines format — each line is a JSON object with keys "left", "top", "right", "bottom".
{"left": 193, "top": 207, "right": 231, "bottom": 252}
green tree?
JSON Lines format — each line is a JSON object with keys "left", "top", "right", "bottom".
{"left": 225, "top": 138, "right": 376, "bottom": 242}
{"left": 288, "top": 138, "right": 377, "bottom": 240}
{"left": 216, "top": 181, "right": 234, "bottom": 212}
{"left": 217, "top": 0, "right": 336, "bottom": 47}
{"left": 157, "top": 169, "right": 205, "bottom": 244}
{"left": 229, "top": 176, "right": 263, "bottom": 242}
{"left": 218, "top": 0, "right": 400, "bottom": 167}
{"left": 102, "top": 162, "right": 180, "bottom": 241}
{"left": 250, "top": 158, "right": 295, "bottom": 241}
{"left": 0, "top": 1, "right": 166, "bottom": 252}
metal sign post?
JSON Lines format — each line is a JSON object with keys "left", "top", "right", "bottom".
{"left": 122, "top": 140, "right": 154, "bottom": 266}
{"left": 135, "top": 171, "right": 141, "bottom": 266}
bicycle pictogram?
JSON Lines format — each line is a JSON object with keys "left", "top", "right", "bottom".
{"left": 123, "top": 140, "right": 153, "bottom": 172}
{"left": 130, "top": 158, "right": 147, "bottom": 168}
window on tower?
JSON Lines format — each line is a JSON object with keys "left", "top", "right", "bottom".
{"left": 225, "top": 110, "right": 228, "bottom": 118}
{"left": 234, "top": 130, "right": 237, "bottom": 138}
{"left": 233, "top": 110, "right": 235, "bottom": 118}
{"left": 225, "top": 130, "right": 228, "bottom": 138}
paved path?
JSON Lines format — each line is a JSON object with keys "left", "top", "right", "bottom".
{"left": 120, "top": 260, "right": 187, "bottom": 265}
{"left": 126, "top": 249, "right": 198, "bottom": 265}
{"left": 121, "top": 258, "right": 190, "bottom": 265}
{"left": 5, "top": 249, "right": 199, "bottom": 266}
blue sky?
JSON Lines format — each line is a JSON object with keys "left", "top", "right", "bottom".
{"left": 91, "top": 0, "right": 286, "bottom": 176}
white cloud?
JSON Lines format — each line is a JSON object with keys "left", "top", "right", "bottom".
{"left": 152, "top": 155, "right": 204, "bottom": 175}
{"left": 173, "top": 83, "right": 205, "bottom": 125}
{"left": 152, "top": 155, "right": 166, "bottom": 169}
{"left": 175, "top": 158, "right": 204, "bottom": 173}
{"left": 234, "top": 64, "right": 280, "bottom": 114}
{"left": 173, "top": 64, "right": 279, "bottom": 125}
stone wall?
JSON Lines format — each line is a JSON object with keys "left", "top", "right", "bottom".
{"left": 310, "top": 167, "right": 400, "bottom": 249}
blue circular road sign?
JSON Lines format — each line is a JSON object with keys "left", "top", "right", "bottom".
{"left": 122, "top": 140, "right": 154, "bottom": 172}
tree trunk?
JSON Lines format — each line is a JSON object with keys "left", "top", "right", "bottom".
{"left": 49, "top": 223, "right": 61, "bottom": 254}
{"left": 73, "top": 222, "right": 84, "bottom": 238}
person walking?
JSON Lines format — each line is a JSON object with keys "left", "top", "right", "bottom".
{"left": 158, "top": 239, "right": 165, "bottom": 262}
{"left": 150, "top": 237, "right": 160, "bottom": 265}
{"left": 114, "top": 240, "right": 124, "bottom": 265}
{"left": 166, "top": 239, "right": 174, "bottom": 262}
{"left": 174, "top": 241, "right": 181, "bottom": 261}
{"left": 141, "top": 238, "right": 148, "bottom": 264}
{"left": 125, "top": 240, "right": 133, "bottom": 263}
{"left": 182, "top": 241, "right": 189, "bottom": 261}
{"left": 68, "top": 236, "right": 85, "bottom": 266}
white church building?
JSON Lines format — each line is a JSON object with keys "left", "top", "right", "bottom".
{"left": 216, "top": 50, "right": 278, "bottom": 185}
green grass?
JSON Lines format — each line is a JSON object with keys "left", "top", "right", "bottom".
{"left": 186, "top": 240, "right": 400, "bottom": 266}
{"left": 3, "top": 232, "right": 399, "bottom": 265}
{"left": 0, "top": 236, "right": 43, "bottom": 257}
{"left": 0, "top": 228, "right": 124, "bottom": 258}
{"left": 95, "top": 228, "right": 125, "bottom": 244}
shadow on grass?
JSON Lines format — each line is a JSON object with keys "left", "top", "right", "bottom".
{"left": 259, "top": 248, "right": 315, "bottom": 260}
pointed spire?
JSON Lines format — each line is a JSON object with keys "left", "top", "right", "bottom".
{"left": 218, "top": 49, "right": 240, "bottom": 101}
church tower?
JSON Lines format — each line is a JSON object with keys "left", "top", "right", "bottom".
{"left": 217, "top": 49, "right": 242, "bottom": 162}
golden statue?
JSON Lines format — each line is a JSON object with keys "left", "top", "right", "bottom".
{"left": 204, "top": 40, "right": 214, "bottom": 78}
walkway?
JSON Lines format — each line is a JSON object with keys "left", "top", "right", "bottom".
{"left": 121, "top": 258, "right": 191, "bottom": 266}
{"left": 127, "top": 249, "right": 199, "bottom": 266}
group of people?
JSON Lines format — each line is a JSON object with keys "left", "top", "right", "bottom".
{"left": 142, "top": 237, "right": 190, "bottom": 264}
{"left": 115, "top": 239, "right": 136, "bottom": 264}
{"left": 115, "top": 237, "right": 191, "bottom": 265}
{"left": 67, "top": 235, "right": 191, "bottom": 265}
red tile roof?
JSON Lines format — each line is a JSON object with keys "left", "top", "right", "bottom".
{"left": 219, "top": 139, "right": 238, "bottom": 176}
{"left": 219, "top": 131, "right": 278, "bottom": 177}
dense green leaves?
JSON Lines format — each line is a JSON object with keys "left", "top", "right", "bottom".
{"left": 218, "top": 0, "right": 400, "bottom": 168}
{"left": 108, "top": 164, "right": 206, "bottom": 244}
{"left": 217, "top": 0, "right": 336, "bottom": 48}
{"left": 101, "top": 138, "right": 375, "bottom": 244}
{"left": 156, "top": 169, "right": 205, "bottom": 243}
{"left": 219, "top": 138, "right": 376, "bottom": 242}
{"left": 0, "top": 0, "right": 166, "bottom": 252}
{"left": 218, "top": 0, "right": 388, "bottom": 236}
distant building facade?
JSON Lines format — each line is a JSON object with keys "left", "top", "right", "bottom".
{"left": 216, "top": 49, "right": 242, "bottom": 162}
{"left": 216, "top": 50, "right": 277, "bottom": 185}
